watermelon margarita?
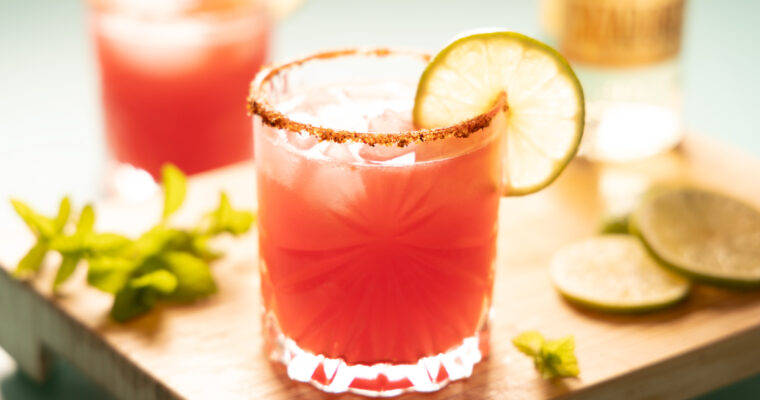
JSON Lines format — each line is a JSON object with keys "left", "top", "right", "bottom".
{"left": 91, "top": 0, "right": 270, "bottom": 188}
{"left": 249, "top": 50, "right": 507, "bottom": 395}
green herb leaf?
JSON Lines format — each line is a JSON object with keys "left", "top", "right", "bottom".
{"left": 188, "top": 235, "right": 222, "bottom": 261}
{"left": 77, "top": 204, "right": 95, "bottom": 234}
{"left": 110, "top": 270, "right": 179, "bottom": 322}
{"left": 161, "top": 164, "right": 187, "bottom": 220}
{"left": 130, "top": 270, "right": 178, "bottom": 295}
{"left": 110, "top": 285, "right": 158, "bottom": 322}
{"left": 512, "top": 331, "right": 545, "bottom": 356}
{"left": 49, "top": 206, "right": 129, "bottom": 286}
{"left": 53, "top": 254, "right": 81, "bottom": 290}
{"left": 513, "top": 331, "right": 580, "bottom": 379}
{"left": 54, "top": 197, "right": 71, "bottom": 233}
{"left": 85, "top": 233, "right": 132, "bottom": 254}
{"left": 131, "top": 225, "right": 182, "bottom": 259}
{"left": 12, "top": 175, "right": 249, "bottom": 323}
{"left": 160, "top": 251, "right": 217, "bottom": 302}
{"left": 15, "top": 242, "right": 48, "bottom": 276}
{"left": 540, "top": 336, "right": 580, "bottom": 378}
{"left": 205, "top": 192, "right": 255, "bottom": 236}
{"left": 11, "top": 199, "right": 56, "bottom": 239}
{"left": 88, "top": 257, "right": 135, "bottom": 294}
{"left": 50, "top": 235, "right": 86, "bottom": 254}
{"left": 50, "top": 204, "right": 99, "bottom": 255}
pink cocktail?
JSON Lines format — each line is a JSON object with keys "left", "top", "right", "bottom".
{"left": 249, "top": 49, "right": 507, "bottom": 396}
{"left": 91, "top": 0, "right": 270, "bottom": 191}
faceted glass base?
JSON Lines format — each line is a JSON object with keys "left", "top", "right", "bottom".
{"left": 263, "top": 312, "right": 489, "bottom": 397}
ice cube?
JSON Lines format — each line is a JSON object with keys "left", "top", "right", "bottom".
{"left": 384, "top": 151, "right": 416, "bottom": 166}
{"left": 283, "top": 126, "right": 320, "bottom": 151}
{"left": 320, "top": 142, "right": 363, "bottom": 163}
{"left": 367, "top": 109, "right": 414, "bottom": 133}
{"left": 358, "top": 144, "right": 417, "bottom": 166}
{"left": 303, "top": 156, "right": 366, "bottom": 215}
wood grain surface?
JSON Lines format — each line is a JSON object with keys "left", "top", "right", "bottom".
{"left": 1, "top": 135, "right": 760, "bottom": 400}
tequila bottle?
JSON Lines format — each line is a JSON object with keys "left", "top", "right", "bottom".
{"left": 544, "top": 0, "right": 685, "bottom": 162}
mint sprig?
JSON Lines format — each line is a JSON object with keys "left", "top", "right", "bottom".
{"left": 11, "top": 164, "right": 255, "bottom": 322}
{"left": 512, "top": 331, "right": 580, "bottom": 379}
{"left": 11, "top": 197, "right": 70, "bottom": 276}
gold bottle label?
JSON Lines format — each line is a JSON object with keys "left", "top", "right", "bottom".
{"left": 560, "top": 0, "right": 685, "bottom": 66}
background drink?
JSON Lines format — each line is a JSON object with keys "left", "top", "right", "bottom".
{"left": 91, "top": 0, "right": 270, "bottom": 194}
{"left": 251, "top": 51, "right": 505, "bottom": 393}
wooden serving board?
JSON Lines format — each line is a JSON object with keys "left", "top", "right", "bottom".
{"left": 2, "top": 135, "right": 760, "bottom": 400}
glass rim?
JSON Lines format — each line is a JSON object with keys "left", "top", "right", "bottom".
{"left": 247, "top": 48, "right": 507, "bottom": 147}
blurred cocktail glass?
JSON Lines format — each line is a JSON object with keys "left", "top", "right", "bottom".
{"left": 90, "top": 0, "right": 271, "bottom": 199}
{"left": 248, "top": 49, "right": 505, "bottom": 396}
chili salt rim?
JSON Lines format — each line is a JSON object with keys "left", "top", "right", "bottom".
{"left": 247, "top": 48, "right": 507, "bottom": 147}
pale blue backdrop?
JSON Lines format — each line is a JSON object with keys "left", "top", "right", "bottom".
{"left": 1, "top": 0, "right": 759, "bottom": 398}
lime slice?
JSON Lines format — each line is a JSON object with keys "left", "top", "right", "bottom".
{"left": 633, "top": 188, "right": 760, "bottom": 288}
{"left": 551, "top": 235, "right": 690, "bottom": 313}
{"left": 414, "top": 31, "right": 584, "bottom": 195}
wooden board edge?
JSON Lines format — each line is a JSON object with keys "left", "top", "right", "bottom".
{"left": 563, "top": 325, "right": 760, "bottom": 400}
{"left": 0, "top": 267, "right": 182, "bottom": 400}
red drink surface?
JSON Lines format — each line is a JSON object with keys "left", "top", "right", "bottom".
{"left": 93, "top": 10, "right": 269, "bottom": 178}
{"left": 255, "top": 83, "right": 502, "bottom": 365}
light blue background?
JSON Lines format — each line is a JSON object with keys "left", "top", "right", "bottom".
{"left": 1, "top": 0, "right": 759, "bottom": 398}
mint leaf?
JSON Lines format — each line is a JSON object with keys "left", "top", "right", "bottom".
{"left": 50, "top": 234, "right": 86, "bottom": 254}
{"left": 130, "top": 225, "right": 182, "bottom": 259}
{"left": 188, "top": 235, "right": 221, "bottom": 261}
{"left": 54, "top": 197, "right": 71, "bottom": 233}
{"left": 53, "top": 255, "right": 81, "bottom": 290}
{"left": 160, "top": 251, "right": 216, "bottom": 302}
{"left": 110, "top": 270, "right": 179, "bottom": 322}
{"left": 47, "top": 204, "right": 131, "bottom": 291}
{"left": 88, "top": 257, "right": 135, "bottom": 294}
{"left": 512, "top": 330, "right": 545, "bottom": 356}
{"left": 13, "top": 198, "right": 74, "bottom": 281}
{"left": 540, "top": 336, "right": 579, "bottom": 378}
{"left": 50, "top": 205, "right": 99, "bottom": 255}
{"left": 111, "top": 285, "right": 157, "bottom": 322}
{"left": 205, "top": 192, "right": 255, "bottom": 236}
{"left": 161, "top": 164, "right": 187, "bottom": 220}
{"left": 15, "top": 242, "right": 48, "bottom": 276}
{"left": 128, "top": 226, "right": 215, "bottom": 261}
{"left": 12, "top": 180, "right": 248, "bottom": 323}
{"left": 513, "top": 331, "right": 579, "bottom": 379}
{"left": 130, "top": 270, "right": 178, "bottom": 295}
{"left": 85, "top": 233, "right": 131, "bottom": 254}
{"left": 11, "top": 199, "right": 56, "bottom": 239}
{"left": 77, "top": 204, "right": 95, "bottom": 234}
